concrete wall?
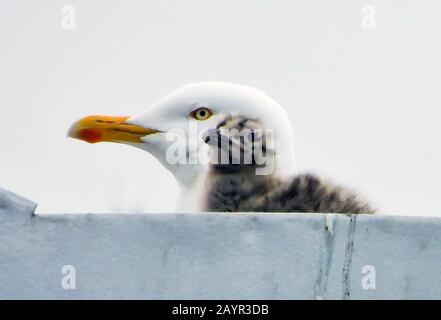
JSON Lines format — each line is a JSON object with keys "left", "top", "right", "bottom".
{"left": 1, "top": 187, "right": 440, "bottom": 299}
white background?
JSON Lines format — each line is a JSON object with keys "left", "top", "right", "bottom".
{"left": 1, "top": 0, "right": 440, "bottom": 215}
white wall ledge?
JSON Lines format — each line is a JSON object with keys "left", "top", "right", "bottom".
{"left": 1, "top": 187, "right": 440, "bottom": 299}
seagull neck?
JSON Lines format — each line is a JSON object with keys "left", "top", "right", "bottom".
{"left": 172, "top": 164, "right": 207, "bottom": 187}
{"left": 175, "top": 170, "right": 208, "bottom": 213}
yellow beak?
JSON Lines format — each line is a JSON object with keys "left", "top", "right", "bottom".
{"left": 68, "top": 115, "right": 159, "bottom": 144}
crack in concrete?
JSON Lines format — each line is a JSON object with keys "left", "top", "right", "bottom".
{"left": 342, "top": 215, "right": 357, "bottom": 300}
{"left": 314, "top": 214, "right": 337, "bottom": 300}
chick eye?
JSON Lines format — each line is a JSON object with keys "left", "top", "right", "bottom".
{"left": 190, "top": 107, "right": 213, "bottom": 120}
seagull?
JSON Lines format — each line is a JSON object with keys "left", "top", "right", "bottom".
{"left": 68, "top": 82, "right": 374, "bottom": 213}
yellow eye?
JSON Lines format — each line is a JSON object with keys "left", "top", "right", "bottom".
{"left": 190, "top": 107, "right": 213, "bottom": 120}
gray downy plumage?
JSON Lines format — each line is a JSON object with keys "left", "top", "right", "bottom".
{"left": 202, "top": 115, "right": 375, "bottom": 214}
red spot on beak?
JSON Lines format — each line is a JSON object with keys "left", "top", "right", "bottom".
{"left": 77, "top": 128, "right": 102, "bottom": 143}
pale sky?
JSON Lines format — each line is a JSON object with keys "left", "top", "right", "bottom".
{"left": 1, "top": 0, "right": 440, "bottom": 215}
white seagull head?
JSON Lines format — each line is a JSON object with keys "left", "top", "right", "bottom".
{"left": 68, "top": 82, "right": 296, "bottom": 211}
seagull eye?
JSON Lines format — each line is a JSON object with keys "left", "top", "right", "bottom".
{"left": 190, "top": 107, "right": 213, "bottom": 121}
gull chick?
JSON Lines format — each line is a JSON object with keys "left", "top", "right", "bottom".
{"left": 202, "top": 115, "right": 375, "bottom": 213}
